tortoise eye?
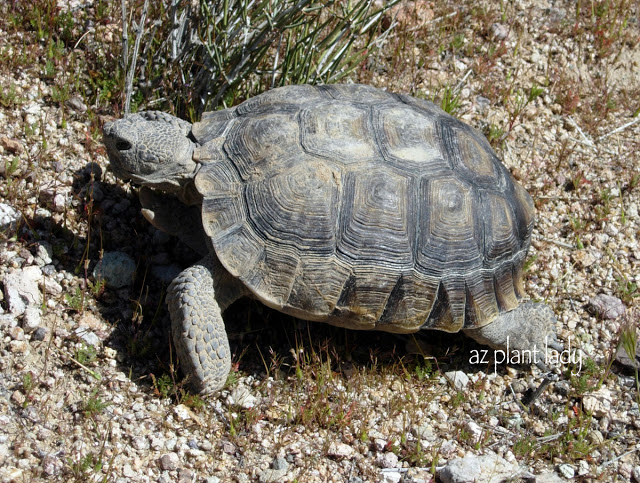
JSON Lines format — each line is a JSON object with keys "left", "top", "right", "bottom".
{"left": 116, "top": 140, "right": 132, "bottom": 151}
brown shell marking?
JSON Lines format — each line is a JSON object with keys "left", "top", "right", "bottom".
{"left": 194, "top": 84, "right": 534, "bottom": 333}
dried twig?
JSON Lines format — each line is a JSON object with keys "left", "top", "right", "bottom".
{"left": 407, "top": 10, "right": 457, "bottom": 32}
{"left": 124, "top": 0, "right": 150, "bottom": 114}
{"left": 567, "top": 116, "right": 594, "bottom": 147}
{"left": 599, "top": 444, "right": 640, "bottom": 468}
{"left": 598, "top": 116, "right": 640, "bottom": 141}
{"left": 121, "top": 0, "right": 128, "bottom": 69}
{"left": 533, "top": 234, "right": 575, "bottom": 250}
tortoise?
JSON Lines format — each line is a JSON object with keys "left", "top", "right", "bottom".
{"left": 103, "top": 84, "right": 562, "bottom": 394}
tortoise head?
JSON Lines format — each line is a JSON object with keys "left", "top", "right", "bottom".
{"left": 103, "top": 112, "right": 198, "bottom": 195}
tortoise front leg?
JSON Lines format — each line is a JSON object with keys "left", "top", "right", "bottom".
{"left": 167, "top": 255, "right": 233, "bottom": 394}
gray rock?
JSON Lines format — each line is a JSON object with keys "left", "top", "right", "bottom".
{"left": 589, "top": 294, "right": 625, "bottom": 319}
{"left": 463, "top": 420, "right": 483, "bottom": 444}
{"left": 412, "top": 423, "right": 436, "bottom": 441}
{"left": 73, "top": 327, "right": 101, "bottom": 347}
{"left": 9, "top": 326, "right": 24, "bottom": 340}
{"left": 582, "top": 388, "right": 612, "bottom": 417}
{"left": 0, "top": 203, "right": 21, "bottom": 235}
{"left": 0, "top": 314, "right": 18, "bottom": 328}
{"left": 24, "top": 102, "right": 42, "bottom": 116}
{"left": 535, "top": 471, "right": 568, "bottom": 482}
{"left": 403, "top": 467, "right": 432, "bottom": 483}
{"left": 616, "top": 339, "right": 639, "bottom": 370}
{"left": 228, "top": 385, "right": 258, "bottom": 409}
{"left": 41, "top": 277, "right": 63, "bottom": 296}
{"left": 380, "top": 469, "right": 402, "bottom": 483}
{"left": 93, "top": 251, "right": 136, "bottom": 288}
{"left": 259, "top": 468, "right": 288, "bottom": 483}
{"left": 159, "top": 452, "right": 180, "bottom": 471}
{"left": 377, "top": 451, "right": 399, "bottom": 469}
{"left": 65, "top": 96, "right": 87, "bottom": 113}
{"left": 546, "top": 7, "right": 567, "bottom": 23}
{"left": 187, "top": 439, "right": 198, "bottom": 449}
{"left": 476, "top": 96, "right": 490, "bottom": 111}
{"left": 490, "top": 23, "right": 509, "bottom": 40}
{"left": 327, "top": 442, "right": 355, "bottom": 459}
{"left": 272, "top": 457, "right": 289, "bottom": 471}
{"left": 132, "top": 436, "right": 149, "bottom": 451}
{"left": 177, "top": 468, "right": 194, "bottom": 483}
{"left": 445, "top": 370, "right": 469, "bottom": 390}
{"left": 557, "top": 464, "right": 575, "bottom": 479}
{"left": 439, "top": 453, "right": 520, "bottom": 483}
{"left": 3, "top": 266, "right": 42, "bottom": 315}
{"left": 41, "top": 453, "right": 64, "bottom": 476}
{"left": 32, "top": 327, "right": 50, "bottom": 341}
{"left": 35, "top": 242, "right": 53, "bottom": 266}
{"left": 22, "top": 306, "right": 41, "bottom": 333}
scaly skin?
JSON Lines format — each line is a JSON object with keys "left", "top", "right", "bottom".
{"left": 166, "top": 255, "right": 236, "bottom": 394}
{"left": 464, "top": 302, "right": 563, "bottom": 369}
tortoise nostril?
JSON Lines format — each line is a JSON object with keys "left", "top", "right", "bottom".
{"left": 116, "top": 140, "right": 132, "bottom": 151}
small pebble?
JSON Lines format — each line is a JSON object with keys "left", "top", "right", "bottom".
{"left": 92, "top": 251, "right": 136, "bottom": 288}
{"left": 159, "top": 452, "right": 180, "bottom": 471}
{"left": 558, "top": 463, "right": 575, "bottom": 479}
{"left": 327, "top": 442, "right": 355, "bottom": 459}
{"left": 445, "top": 370, "right": 469, "bottom": 390}
{"left": 0, "top": 203, "right": 21, "bottom": 234}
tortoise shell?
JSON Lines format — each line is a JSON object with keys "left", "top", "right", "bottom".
{"left": 191, "top": 84, "right": 534, "bottom": 333}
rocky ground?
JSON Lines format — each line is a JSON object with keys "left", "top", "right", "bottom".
{"left": 0, "top": 0, "right": 639, "bottom": 482}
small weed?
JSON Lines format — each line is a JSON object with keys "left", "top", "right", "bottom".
{"left": 451, "top": 33, "right": 465, "bottom": 51}
{"left": 65, "top": 287, "right": 85, "bottom": 312}
{"left": 88, "top": 278, "right": 106, "bottom": 297}
{"left": 619, "top": 318, "right": 639, "bottom": 404}
{"left": 504, "top": 83, "right": 545, "bottom": 134}
{"left": 225, "top": 368, "right": 240, "bottom": 388}
{"left": 4, "top": 157, "right": 20, "bottom": 177}
{"left": 76, "top": 344, "right": 98, "bottom": 365}
{"left": 567, "top": 173, "right": 589, "bottom": 192}
{"left": 20, "top": 372, "right": 35, "bottom": 407}
{"left": 569, "top": 215, "right": 586, "bottom": 233}
{"left": 151, "top": 373, "right": 174, "bottom": 399}
{"left": 486, "top": 123, "right": 505, "bottom": 144}
{"left": 513, "top": 434, "right": 536, "bottom": 458}
{"left": 523, "top": 254, "right": 538, "bottom": 273}
{"left": 616, "top": 275, "right": 638, "bottom": 304}
{"left": 413, "top": 358, "right": 434, "bottom": 381}
{"left": 450, "top": 391, "right": 466, "bottom": 408}
{"left": 83, "top": 388, "right": 110, "bottom": 418}
{"left": 0, "top": 83, "right": 23, "bottom": 108}
{"left": 438, "top": 85, "right": 461, "bottom": 115}
{"left": 570, "top": 357, "right": 601, "bottom": 395}
{"left": 67, "top": 452, "right": 103, "bottom": 480}
{"left": 22, "top": 372, "right": 35, "bottom": 393}
{"left": 181, "top": 392, "right": 205, "bottom": 411}
{"left": 403, "top": 438, "right": 429, "bottom": 466}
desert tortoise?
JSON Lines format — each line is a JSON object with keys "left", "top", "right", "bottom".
{"left": 103, "top": 84, "right": 561, "bottom": 394}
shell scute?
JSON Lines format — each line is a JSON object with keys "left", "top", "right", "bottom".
{"left": 300, "top": 101, "right": 377, "bottom": 163}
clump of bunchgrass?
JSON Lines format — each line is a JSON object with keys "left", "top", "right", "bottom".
{"left": 119, "top": 0, "right": 399, "bottom": 117}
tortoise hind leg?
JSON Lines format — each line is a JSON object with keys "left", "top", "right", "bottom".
{"left": 464, "top": 302, "right": 563, "bottom": 369}
{"left": 167, "top": 254, "right": 241, "bottom": 394}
